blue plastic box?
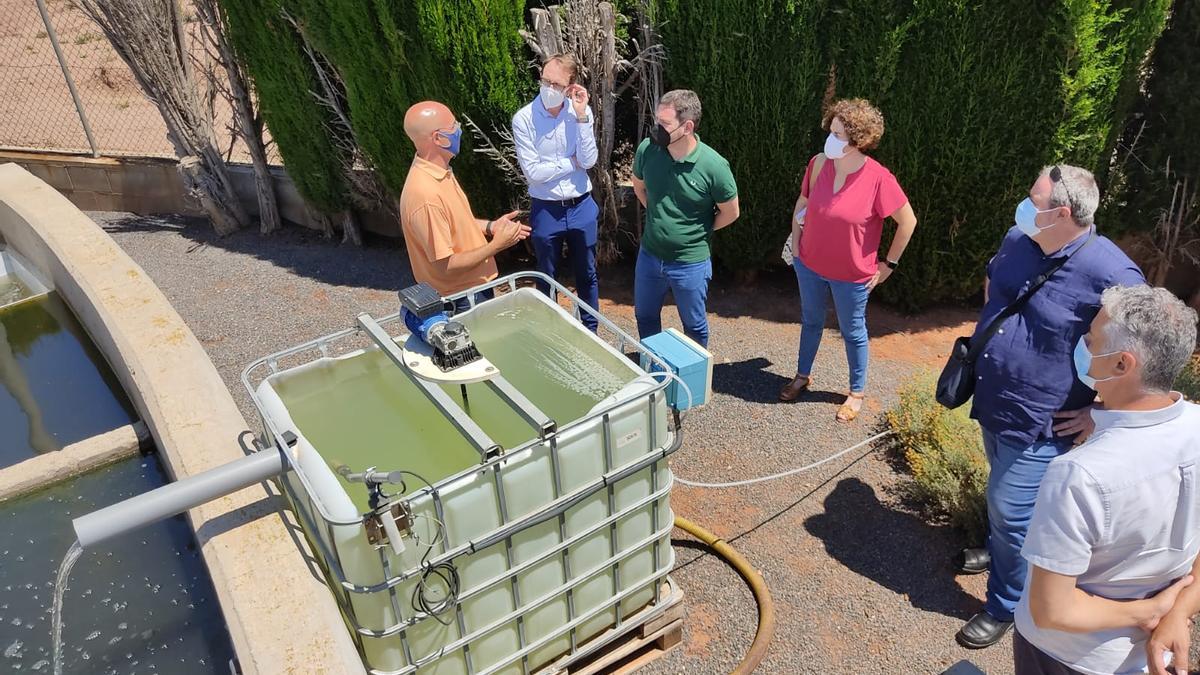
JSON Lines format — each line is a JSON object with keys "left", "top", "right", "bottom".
{"left": 639, "top": 328, "right": 712, "bottom": 410}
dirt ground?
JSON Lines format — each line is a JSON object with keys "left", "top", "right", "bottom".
{"left": 90, "top": 212, "right": 1200, "bottom": 674}
{"left": 0, "top": 0, "right": 248, "bottom": 159}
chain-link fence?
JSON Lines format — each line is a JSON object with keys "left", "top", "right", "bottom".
{"left": 0, "top": 0, "right": 273, "bottom": 163}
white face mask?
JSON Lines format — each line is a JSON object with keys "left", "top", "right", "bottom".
{"left": 824, "top": 132, "right": 849, "bottom": 159}
{"left": 540, "top": 85, "right": 566, "bottom": 110}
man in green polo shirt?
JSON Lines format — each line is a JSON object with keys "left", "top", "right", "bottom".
{"left": 631, "top": 89, "right": 739, "bottom": 348}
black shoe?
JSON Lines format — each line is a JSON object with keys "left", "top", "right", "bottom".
{"left": 954, "top": 547, "right": 990, "bottom": 575}
{"left": 956, "top": 612, "right": 1013, "bottom": 649}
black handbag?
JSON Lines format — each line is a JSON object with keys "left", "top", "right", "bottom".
{"left": 936, "top": 233, "right": 1094, "bottom": 409}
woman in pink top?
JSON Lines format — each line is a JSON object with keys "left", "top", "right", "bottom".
{"left": 779, "top": 99, "right": 918, "bottom": 422}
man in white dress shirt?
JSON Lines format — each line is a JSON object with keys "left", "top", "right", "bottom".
{"left": 1015, "top": 284, "right": 1200, "bottom": 675}
{"left": 511, "top": 53, "right": 601, "bottom": 331}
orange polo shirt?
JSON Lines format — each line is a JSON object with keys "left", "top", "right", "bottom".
{"left": 398, "top": 156, "right": 498, "bottom": 295}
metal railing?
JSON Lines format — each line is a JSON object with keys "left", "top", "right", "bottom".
{"left": 241, "top": 272, "right": 682, "bottom": 675}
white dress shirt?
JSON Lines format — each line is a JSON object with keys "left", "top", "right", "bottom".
{"left": 511, "top": 97, "right": 598, "bottom": 201}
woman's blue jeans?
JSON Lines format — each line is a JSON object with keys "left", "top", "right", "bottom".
{"left": 793, "top": 257, "right": 870, "bottom": 392}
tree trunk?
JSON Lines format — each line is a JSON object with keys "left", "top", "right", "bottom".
{"left": 179, "top": 156, "right": 241, "bottom": 235}
{"left": 734, "top": 268, "right": 758, "bottom": 286}
{"left": 340, "top": 211, "right": 363, "bottom": 246}
{"left": 75, "top": 0, "right": 250, "bottom": 235}
{"left": 195, "top": 0, "right": 280, "bottom": 234}
{"left": 305, "top": 202, "right": 335, "bottom": 239}
{"left": 522, "top": 1, "right": 662, "bottom": 263}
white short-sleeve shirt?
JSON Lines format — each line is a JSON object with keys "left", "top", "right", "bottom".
{"left": 1015, "top": 393, "right": 1200, "bottom": 675}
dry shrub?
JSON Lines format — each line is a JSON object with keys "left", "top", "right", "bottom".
{"left": 1178, "top": 354, "right": 1200, "bottom": 402}
{"left": 886, "top": 370, "right": 988, "bottom": 541}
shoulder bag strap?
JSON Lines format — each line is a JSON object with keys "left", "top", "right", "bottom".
{"left": 808, "top": 154, "right": 825, "bottom": 196}
{"left": 965, "top": 231, "right": 1095, "bottom": 362}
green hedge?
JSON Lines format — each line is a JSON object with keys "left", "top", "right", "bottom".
{"left": 1179, "top": 355, "right": 1200, "bottom": 402}
{"left": 654, "top": 0, "right": 1170, "bottom": 309}
{"left": 222, "top": 0, "right": 531, "bottom": 217}
{"left": 220, "top": 0, "right": 350, "bottom": 214}
{"left": 653, "top": 0, "right": 829, "bottom": 277}
{"left": 1105, "top": 0, "right": 1200, "bottom": 237}
{"left": 287, "top": 0, "right": 529, "bottom": 203}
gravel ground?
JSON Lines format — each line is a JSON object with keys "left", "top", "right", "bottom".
{"left": 91, "top": 212, "right": 1178, "bottom": 675}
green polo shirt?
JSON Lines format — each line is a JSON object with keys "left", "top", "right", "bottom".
{"left": 633, "top": 136, "right": 738, "bottom": 263}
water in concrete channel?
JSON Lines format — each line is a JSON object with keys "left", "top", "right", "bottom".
{"left": 0, "top": 292, "right": 137, "bottom": 469}
{"left": 0, "top": 454, "right": 235, "bottom": 674}
{"left": 0, "top": 276, "right": 31, "bottom": 307}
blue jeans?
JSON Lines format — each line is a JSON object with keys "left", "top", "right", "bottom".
{"left": 982, "top": 428, "right": 1070, "bottom": 621}
{"left": 634, "top": 248, "right": 712, "bottom": 347}
{"left": 792, "top": 257, "right": 870, "bottom": 392}
{"left": 530, "top": 195, "right": 600, "bottom": 332}
{"left": 450, "top": 288, "right": 494, "bottom": 316}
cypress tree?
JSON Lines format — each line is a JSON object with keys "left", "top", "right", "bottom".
{"left": 654, "top": 0, "right": 832, "bottom": 278}
{"left": 219, "top": 0, "right": 350, "bottom": 216}
{"left": 654, "top": 0, "right": 1171, "bottom": 308}
{"left": 1107, "top": 0, "right": 1200, "bottom": 235}
{"left": 283, "top": 0, "right": 531, "bottom": 213}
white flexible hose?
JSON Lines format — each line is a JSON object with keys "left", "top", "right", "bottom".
{"left": 674, "top": 430, "right": 895, "bottom": 489}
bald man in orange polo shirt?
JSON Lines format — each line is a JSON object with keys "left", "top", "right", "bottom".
{"left": 399, "top": 101, "right": 529, "bottom": 311}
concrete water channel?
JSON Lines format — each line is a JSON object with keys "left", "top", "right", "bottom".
{"left": 1, "top": 215, "right": 234, "bottom": 674}
{"left": 0, "top": 164, "right": 361, "bottom": 674}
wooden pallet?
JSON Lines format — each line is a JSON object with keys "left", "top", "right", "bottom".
{"left": 536, "top": 581, "right": 685, "bottom": 675}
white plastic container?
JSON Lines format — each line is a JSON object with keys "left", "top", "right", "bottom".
{"left": 247, "top": 283, "right": 677, "bottom": 675}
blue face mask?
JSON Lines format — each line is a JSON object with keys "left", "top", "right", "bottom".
{"left": 1073, "top": 338, "right": 1121, "bottom": 389}
{"left": 1014, "top": 198, "right": 1056, "bottom": 238}
{"left": 437, "top": 125, "right": 463, "bottom": 157}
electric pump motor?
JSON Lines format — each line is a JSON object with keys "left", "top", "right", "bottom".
{"left": 399, "top": 283, "right": 483, "bottom": 371}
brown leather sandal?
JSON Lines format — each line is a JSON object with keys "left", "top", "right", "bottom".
{"left": 779, "top": 374, "right": 813, "bottom": 402}
{"left": 836, "top": 392, "right": 866, "bottom": 423}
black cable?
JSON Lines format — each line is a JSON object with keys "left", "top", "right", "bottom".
{"left": 399, "top": 470, "right": 461, "bottom": 626}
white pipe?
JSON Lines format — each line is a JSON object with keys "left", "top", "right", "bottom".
{"left": 72, "top": 449, "right": 285, "bottom": 549}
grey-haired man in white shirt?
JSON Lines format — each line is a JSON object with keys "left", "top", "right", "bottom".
{"left": 1015, "top": 285, "right": 1200, "bottom": 675}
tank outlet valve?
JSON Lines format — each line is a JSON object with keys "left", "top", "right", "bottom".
{"left": 339, "top": 465, "right": 415, "bottom": 555}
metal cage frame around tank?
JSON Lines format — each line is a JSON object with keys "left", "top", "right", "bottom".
{"left": 240, "top": 272, "right": 684, "bottom": 675}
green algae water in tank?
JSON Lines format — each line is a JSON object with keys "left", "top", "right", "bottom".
{"left": 249, "top": 283, "right": 676, "bottom": 675}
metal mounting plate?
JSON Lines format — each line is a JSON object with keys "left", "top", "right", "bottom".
{"left": 400, "top": 334, "right": 498, "bottom": 384}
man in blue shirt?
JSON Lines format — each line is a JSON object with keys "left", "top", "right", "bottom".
{"left": 954, "top": 165, "right": 1145, "bottom": 649}
{"left": 512, "top": 53, "right": 601, "bottom": 332}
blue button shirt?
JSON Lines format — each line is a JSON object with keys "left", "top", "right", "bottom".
{"left": 511, "top": 98, "right": 598, "bottom": 201}
{"left": 970, "top": 226, "right": 1145, "bottom": 446}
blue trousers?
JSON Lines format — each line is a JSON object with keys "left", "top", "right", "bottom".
{"left": 450, "top": 288, "right": 494, "bottom": 316}
{"left": 634, "top": 248, "right": 712, "bottom": 347}
{"left": 792, "top": 257, "right": 870, "bottom": 392}
{"left": 530, "top": 196, "right": 600, "bottom": 332}
{"left": 982, "top": 428, "right": 1071, "bottom": 621}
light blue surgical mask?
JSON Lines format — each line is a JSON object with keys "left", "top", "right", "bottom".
{"left": 1073, "top": 337, "right": 1121, "bottom": 389}
{"left": 1014, "top": 198, "right": 1057, "bottom": 238}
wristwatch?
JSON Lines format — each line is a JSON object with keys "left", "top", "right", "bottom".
{"left": 485, "top": 220, "right": 494, "bottom": 238}
{"left": 882, "top": 258, "right": 899, "bottom": 270}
